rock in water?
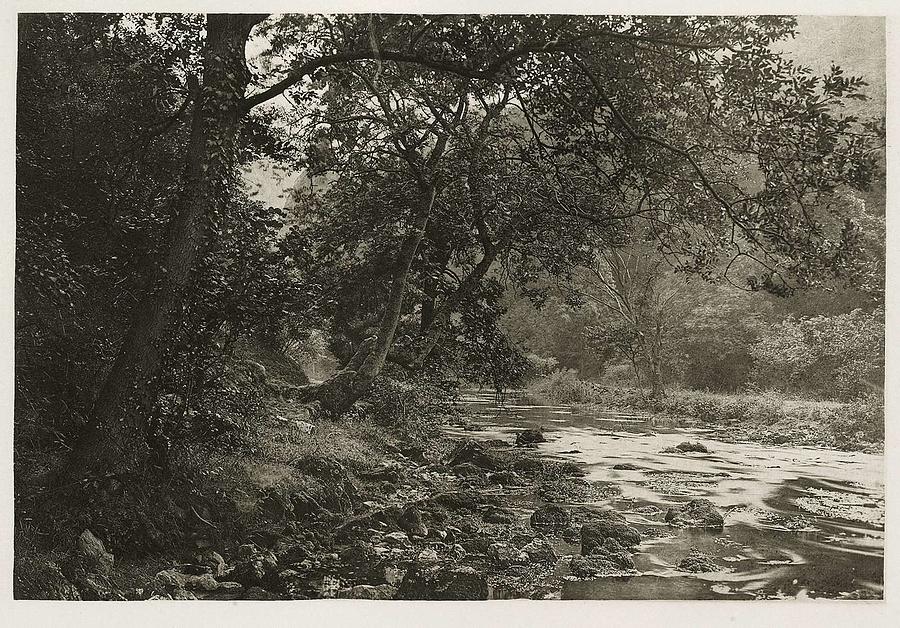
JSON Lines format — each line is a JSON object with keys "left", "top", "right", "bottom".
{"left": 676, "top": 549, "right": 720, "bottom": 572}
{"left": 395, "top": 564, "right": 488, "bottom": 600}
{"left": 447, "top": 439, "right": 499, "bottom": 470}
{"left": 569, "top": 550, "right": 635, "bottom": 578}
{"left": 612, "top": 463, "right": 640, "bottom": 470}
{"left": 662, "top": 441, "right": 710, "bottom": 454}
{"left": 580, "top": 511, "right": 641, "bottom": 554}
{"left": 530, "top": 504, "right": 571, "bottom": 530}
{"left": 665, "top": 499, "right": 725, "bottom": 528}
{"left": 516, "top": 429, "right": 546, "bottom": 446}
{"left": 75, "top": 530, "right": 114, "bottom": 575}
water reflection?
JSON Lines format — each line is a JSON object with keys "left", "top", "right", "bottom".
{"left": 455, "top": 391, "right": 884, "bottom": 600}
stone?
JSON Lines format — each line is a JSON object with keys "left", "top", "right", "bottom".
{"left": 185, "top": 573, "right": 219, "bottom": 591}
{"left": 336, "top": 584, "right": 396, "bottom": 600}
{"left": 170, "top": 588, "right": 198, "bottom": 600}
{"left": 488, "top": 542, "right": 528, "bottom": 567}
{"left": 447, "top": 439, "right": 498, "bottom": 470}
{"left": 521, "top": 538, "right": 557, "bottom": 563}
{"left": 516, "top": 429, "right": 546, "bottom": 446}
{"left": 569, "top": 551, "right": 634, "bottom": 578}
{"left": 581, "top": 511, "right": 641, "bottom": 554}
{"left": 430, "top": 491, "right": 481, "bottom": 512}
{"left": 662, "top": 441, "right": 710, "bottom": 454}
{"left": 398, "top": 505, "right": 428, "bottom": 537}
{"left": 417, "top": 548, "right": 440, "bottom": 562}
{"left": 561, "top": 526, "right": 581, "bottom": 544}
{"left": 530, "top": 504, "right": 571, "bottom": 530}
{"left": 452, "top": 462, "right": 484, "bottom": 477}
{"left": 613, "top": 463, "right": 640, "bottom": 470}
{"left": 196, "top": 550, "right": 226, "bottom": 577}
{"left": 154, "top": 569, "right": 188, "bottom": 589}
{"left": 676, "top": 549, "right": 720, "bottom": 572}
{"left": 383, "top": 531, "right": 412, "bottom": 548}
{"left": 75, "top": 530, "right": 114, "bottom": 575}
{"left": 216, "top": 581, "right": 243, "bottom": 592}
{"left": 395, "top": 564, "right": 488, "bottom": 600}
{"left": 244, "top": 586, "right": 276, "bottom": 600}
{"left": 488, "top": 470, "right": 523, "bottom": 486}
{"left": 483, "top": 506, "right": 516, "bottom": 524}
{"left": 665, "top": 499, "right": 725, "bottom": 528}
{"left": 511, "top": 458, "right": 544, "bottom": 475}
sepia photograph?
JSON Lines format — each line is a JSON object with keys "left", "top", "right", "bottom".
{"left": 4, "top": 1, "right": 893, "bottom": 622}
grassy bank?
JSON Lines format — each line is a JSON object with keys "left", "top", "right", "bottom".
{"left": 528, "top": 370, "right": 884, "bottom": 453}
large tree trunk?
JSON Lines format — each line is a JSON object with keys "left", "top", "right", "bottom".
{"left": 314, "top": 186, "right": 436, "bottom": 414}
{"left": 65, "top": 15, "right": 264, "bottom": 481}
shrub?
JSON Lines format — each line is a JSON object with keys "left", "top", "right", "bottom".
{"left": 346, "top": 376, "right": 460, "bottom": 441}
{"left": 750, "top": 308, "right": 884, "bottom": 399}
{"left": 824, "top": 394, "right": 884, "bottom": 449}
{"left": 530, "top": 369, "right": 596, "bottom": 404}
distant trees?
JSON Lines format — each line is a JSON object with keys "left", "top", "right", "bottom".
{"left": 571, "top": 246, "right": 688, "bottom": 398}
{"left": 750, "top": 307, "right": 884, "bottom": 399}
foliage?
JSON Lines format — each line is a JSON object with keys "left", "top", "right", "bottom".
{"left": 344, "top": 375, "right": 462, "bottom": 440}
{"left": 750, "top": 307, "right": 884, "bottom": 398}
{"left": 529, "top": 369, "right": 598, "bottom": 404}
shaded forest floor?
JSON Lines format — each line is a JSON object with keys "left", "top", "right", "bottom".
{"left": 15, "top": 383, "right": 637, "bottom": 600}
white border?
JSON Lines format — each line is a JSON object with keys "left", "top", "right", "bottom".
{"left": 1, "top": 2, "right": 896, "bottom": 627}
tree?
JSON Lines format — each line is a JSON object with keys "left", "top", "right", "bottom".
{"left": 22, "top": 14, "right": 879, "bottom": 487}
{"left": 572, "top": 245, "right": 690, "bottom": 398}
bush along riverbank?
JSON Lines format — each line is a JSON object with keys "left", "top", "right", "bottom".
{"left": 16, "top": 377, "right": 707, "bottom": 601}
{"left": 528, "top": 371, "right": 884, "bottom": 453}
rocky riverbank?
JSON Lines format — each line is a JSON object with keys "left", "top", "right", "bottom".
{"left": 19, "top": 411, "right": 734, "bottom": 601}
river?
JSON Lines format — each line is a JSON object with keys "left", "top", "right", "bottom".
{"left": 452, "top": 391, "right": 884, "bottom": 600}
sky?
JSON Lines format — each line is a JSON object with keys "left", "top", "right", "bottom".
{"left": 780, "top": 16, "right": 885, "bottom": 113}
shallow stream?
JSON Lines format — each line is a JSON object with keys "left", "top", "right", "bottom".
{"left": 452, "top": 391, "right": 884, "bottom": 600}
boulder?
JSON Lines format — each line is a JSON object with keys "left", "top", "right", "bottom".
{"left": 488, "top": 470, "right": 523, "bottom": 486}
{"left": 580, "top": 511, "right": 641, "bottom": 554}
{"left": 665, "top": 499, "right": 725, "bottom": 528}
{"left": 447, "top": 440, "right": 498, "bottom": 470}
{"left": 521, "top": 538, "right": 557, "bottom": 563}
{"left": 483, "top": 506, "right": 516, "bottom": 524}
{"left": 530, "top": 504, "right": 571, "bottom": 530}
{"left": 395, "top": 564, "right": 488, "bottom": 600}
{"left": 612, "top": 463, "right": 640, "bottom": 471}
{"left": 398, "top": 505, "right": 428, "bottom": 537}
{"left": 516, "top": 429, "right": 546, "bottom": 446}
{"left": 75, "top": 530, "right": 114, "bottom": 575}
{"left": 511, "top": 458, "right": 544, "bottom": 476}
{"left": 676, "top": 549, "right": 720, "bottom": 572}
{"left": 383, "top": 531, "right": 412, "bottom": 548}
{"left": 452, "top": 462, "right": 484, "bottom": 477}
{"left": 488, "top": 542, "right": 528, "bottom": 567}
{"left": 184, "top": 573, "right": 219, "bottom": 591}
{"left": 196, "top": 550, "right": 226, "bottom": 577}
{"left": 662, "top": 441, "right": 710, "bottom": 454}
{"left": 569, "top": 550, "right": 635, "bottom": 578}
{"left": 430, "top": 490, "right": 482, "bottom": 512}
{"left": 154, "top": 569, "right": 188, "bottom": 589}
{"left": 336, "top": 584, "right": 396, "bottom": 600}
